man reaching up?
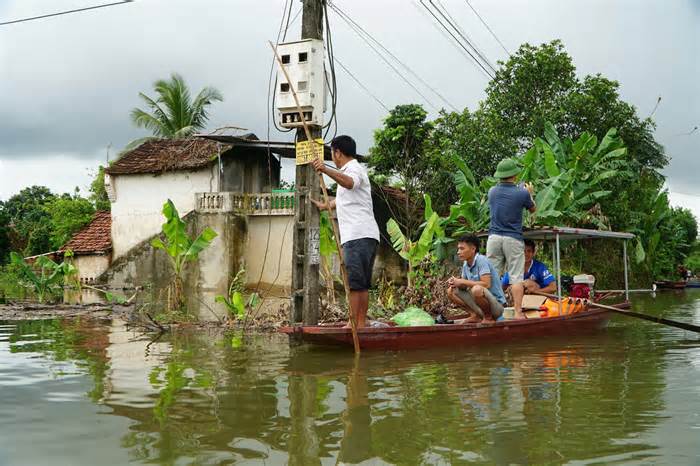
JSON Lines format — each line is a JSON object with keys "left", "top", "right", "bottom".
{"left": 311, "top": 135, "right": 379, "bottom": 328}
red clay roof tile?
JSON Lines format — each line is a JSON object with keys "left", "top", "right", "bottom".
{"left": 62, "top": 211, "right": 112, "bottom": 255}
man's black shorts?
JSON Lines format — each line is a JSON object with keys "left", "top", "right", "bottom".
{"left": 342, "top": 238, "right": 378, "bottom": 291}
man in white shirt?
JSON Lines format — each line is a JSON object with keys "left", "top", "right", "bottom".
{"left": 311, "top": 135, "right": 380, "bottom": 328}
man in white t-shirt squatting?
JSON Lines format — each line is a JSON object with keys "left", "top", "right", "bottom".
{"left": 311, "top": 135, "right": 380, "bottom": 328}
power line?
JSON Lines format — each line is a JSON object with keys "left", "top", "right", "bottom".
{"left": 647, "top": 96, "right": 662, "bottom": 119}
{"left": 417, "top": 0, "right": 494, "bottom": 80}
{"left": 0, "top": 1, "right": 134, "bottom": 26}
{"left": 327, "top": 2, "right": 439, "bottom": 111}
{"left": 412, "top": 0, "right": 483, "bottom": 76}
{"left": 328, "top": 1, "right": 457, "bottom": 112}
{"left": 434, "top": 0, "right": 497, "bottom": 73}
{"left": 464, "top": 0, "right": 510, "bottom": 55}
{"left": 334, "top": 56, "right": 389, "bottom": 112}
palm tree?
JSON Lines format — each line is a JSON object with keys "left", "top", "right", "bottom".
{"left": 130, "top": 73, "right": 223, "bottom": 139}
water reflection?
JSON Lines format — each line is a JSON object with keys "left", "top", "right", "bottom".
{"left": 2, "top": 292, "right": 700, "bottom": 464}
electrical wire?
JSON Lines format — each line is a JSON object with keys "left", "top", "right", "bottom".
{"left": 434, "top": 0, "right": 497, "bottom": 73}
{"left": 423, "top": 0, "right": 496, "bottom": 77}
{"left": 417, "top": 0, "right": 494, "bottom": 80}
{"left": 0, "top": 1, "right": 134, "bottom": 26}
{"left": 328, "top": 1, "right": 457, "bottom": 112}
{"left": 327, "top": 3, "right": 438, "bottom": 110}
{"left": 271, "top": 0, "right": 296, "bottom": 134}
{"left": 464, "top": 0, "right": 510, "bottom": 55}
{"left": 254, "top": 0, "right": 294, "bottom": 299}
{"left": 334, "top": 56, "right": 389, "bottom": 112}
{"left": 323, "top": 1, "right": 339, "bottom": 139}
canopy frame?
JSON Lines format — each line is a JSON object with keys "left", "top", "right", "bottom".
{"left": 479, "top": 227, "right": 635, "bottom": 313}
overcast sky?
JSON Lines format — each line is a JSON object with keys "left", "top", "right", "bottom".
{"left": 0, "top": 0, "right": 698, "bottom": 215}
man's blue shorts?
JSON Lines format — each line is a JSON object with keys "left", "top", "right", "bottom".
{"left": 342, "top": 238, "right": 378, "bottom": 291}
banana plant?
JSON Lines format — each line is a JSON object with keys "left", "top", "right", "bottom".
{"left": 319, "top": 211, "right": 338, "bottom": 303}
{"left": 10, "top": 252, "right": 69, "bottom": 303}
{"left": 446, "top": 155, "right": 493, "bottom": 235}
{"left": 520, "top": 122, "right": 630, "bottom": 228}
{"left": 387, "top": 194, "right": 444, "bottom": 287}
{"left": 215, "top": 269, "right": 260, "bottom": 321}
{"left": 151, "top": 199, "right": 217, "bottom": 312}
{"left": 631, "top": 189, "right": 670, "bottom": 265}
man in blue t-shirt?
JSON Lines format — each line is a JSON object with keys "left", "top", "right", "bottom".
{"left": 447, "top": 235, "right": 507, "bottom": 323}
{"left": 486, "top": 158, "right": 536, "bottom": 319}
{"left": 502, "top": 239, "right": 557, "bottom": 295}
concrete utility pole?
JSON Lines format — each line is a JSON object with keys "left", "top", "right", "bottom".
{"left": 291, "top": 0, "right": 323, "bottom": 325}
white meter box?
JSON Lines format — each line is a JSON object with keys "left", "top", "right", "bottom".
{"left": 275, "top": 39, "right": 326, "bottom": 128}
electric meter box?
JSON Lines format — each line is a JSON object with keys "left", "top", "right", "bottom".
{"left": 275, "top": 38, "right": 326, "bottom": 128}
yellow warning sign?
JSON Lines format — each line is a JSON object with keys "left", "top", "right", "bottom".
{"left": 295, "top": 138, "right": 325, "bottom": 165}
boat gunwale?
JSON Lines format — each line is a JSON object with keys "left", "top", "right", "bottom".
{"left": 279, "top": 303, "right": 627, "bottom": 336}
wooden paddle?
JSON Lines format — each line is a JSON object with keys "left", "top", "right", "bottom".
{"left": 269, "top": 42, "right": 361, "bottom": 354}
{"left": 534, "top": 291, "right": 700, "bottom": 334}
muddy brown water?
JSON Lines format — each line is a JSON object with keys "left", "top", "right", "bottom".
{"left": 1, "top": 291, "right": 700, "bottom": 465}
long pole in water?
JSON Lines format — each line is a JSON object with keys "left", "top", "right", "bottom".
{"left": 623, "top": 240, "right": 629, "bottom": 301}
{"left": 269, "top": 42, "right": 361, "bottom": 354}
{"left": 556, "top": 233, "right": 562, "bottom": 316}
{"left": 535, "top": 291, "right": 700, "bottom": 334}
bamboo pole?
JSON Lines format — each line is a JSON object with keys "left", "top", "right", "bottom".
{"left": 269, "top": 42, "right": 361, "bottom": 354}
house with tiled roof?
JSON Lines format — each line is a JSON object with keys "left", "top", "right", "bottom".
{"left": 105, "top": 134, "right": 287, "bottom": 258}
{"left": 61, "top": 211, "right": 112, "bottom": 283}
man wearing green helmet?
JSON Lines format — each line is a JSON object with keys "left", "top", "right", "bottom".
{"left": 487, "top": 158, "right": 536, "bottom": 319}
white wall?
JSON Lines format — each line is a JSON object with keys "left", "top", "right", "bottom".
{"left": 245, "top": 214, "right": 295, "bottom": 294}
{"left": 110, "top": 167, "right": 217, "bottom": 258}
{"left": 75, "top": 255, "right": 111, "bottom": 283}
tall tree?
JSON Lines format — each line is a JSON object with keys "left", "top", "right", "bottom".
{"left": 1, "top": 186, "right": 56, "bottom": 256}
{"left": 369, "top": 104, "right": 436, "bottom": 240}
{"left": 89, "top": 166, "right": 111, "bottom": 211}
{"left": 46, "top": 195, "right": 96, "bottom": 249}
{"left": 130, "top": 73, "right": 223, "bottom": 139}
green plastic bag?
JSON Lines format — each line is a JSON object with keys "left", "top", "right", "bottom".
{"left": 391, "top": 307, "right": 435, "bottom": 327}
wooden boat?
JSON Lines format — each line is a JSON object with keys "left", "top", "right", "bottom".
{"left": 281, "top": 227, "right": 636, "bottom": 351}
{"left": 654, "top": 280, "right": 687, "bottom": 290}
{"left": 280, "top": 303, "right": 630, "bottom": 350}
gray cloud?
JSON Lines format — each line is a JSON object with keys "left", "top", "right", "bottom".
{"left": 0, "top": 0, "right": 698, "bottom": 196}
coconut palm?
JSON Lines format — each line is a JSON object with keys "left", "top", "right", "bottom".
{"left": 130, "top": 73, "right": 223, "bottom": 139}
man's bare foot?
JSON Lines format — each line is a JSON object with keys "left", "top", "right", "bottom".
{"left": 514, "top": 311, "right": 526, "bottom": 319}
{"left": 483, "top": 318, "right": 496, "bottom": 323}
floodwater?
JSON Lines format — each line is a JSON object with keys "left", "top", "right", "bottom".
{"left": 1, "top": 293, "right": 700, "bottom": 465}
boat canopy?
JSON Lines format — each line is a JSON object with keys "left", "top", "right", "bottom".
{"left": 478, "top": 226, "right": 635, "bottom": 305}
{"left": 478, "top": 227, "right": 634, "bottom": 241}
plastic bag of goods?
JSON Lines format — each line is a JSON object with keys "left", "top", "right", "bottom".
{"left": 391, "top": 307, "right": 435, "bottom": 327}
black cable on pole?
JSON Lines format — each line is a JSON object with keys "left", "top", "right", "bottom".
{"left": 464, "top": 0, "right": 510, "bottom": 55}
{"left": 271, "top": 0, "right": 295, "bottom": 134}
{"left": 418, "top": 0, "right": 494, "bottom": 80}
{"left": 255, "top": 0, "right": 294, "bottom": 299}
{"left": 334, "top": 57, "right": 390, "bottom": 112}
{"left": 327, "top": 4, "right": 437, "bottom": 110}
{"left": 0, "top": 1, "right": 134, "bottom": 26}
{"left": 429, "top": 0, "right": 497, "bottom": 75}
{"left": 323, "top": 1, "right": 339, "bottom": 139}
{"left": 329, "top": 2, "right": 457, "bottom": 112}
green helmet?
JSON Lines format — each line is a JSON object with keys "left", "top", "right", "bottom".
{"left": 493, "top": 158, "right": 521, "bottom": 179}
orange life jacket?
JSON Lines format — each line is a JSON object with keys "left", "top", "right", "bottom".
{"left": 539, "top": 297, "right": 588, "bottom": 317}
